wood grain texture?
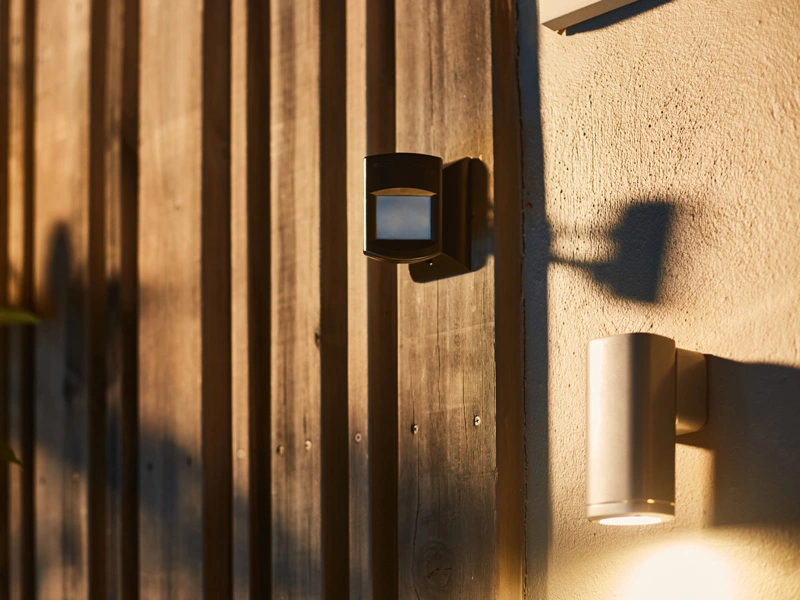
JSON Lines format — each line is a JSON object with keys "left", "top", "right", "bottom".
{"left": 270, "top": 0, "right": 322, "bottom": 597}
{"left": 231, "top": 0, "right": 250, "bottom": 597}
{"left": 492, "top": 1, "right": 526, "bottom": 598}
{"left": 395, "top": 0, "right": 498, "bottom": 597}
{"left": 6, "top": 0, "right": 35, "bottom": 596}
{"left": 33, "top": 0, "right": 92, "bottom": 597}
{"left": 345, "top": 0, "right": 371, "bottom": 597}
{"left": 138, "top": 1, "right": 204, "bottom": 597}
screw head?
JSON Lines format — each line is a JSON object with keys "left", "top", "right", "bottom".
{"left": 473, "top": 415, "right": 481, "bottom": 426}
{"left": 304, "top": 440, "right": 312, "bottom": 450}
{"left": 277, "top": 445, "right": 285, "bottom": 455}
{"left": 354, "top": 432, "right": 362, "bottom": 443}
{"left": 411, "top": 424, "right": 419, "bottom": 434}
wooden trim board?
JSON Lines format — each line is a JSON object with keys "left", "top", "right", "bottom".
{"left": 540, "top": 0, "right": 638, "bottom": 31}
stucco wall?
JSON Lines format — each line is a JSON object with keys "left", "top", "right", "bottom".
{"left": 520, "top": 1, "right": 800, "bottom": 598}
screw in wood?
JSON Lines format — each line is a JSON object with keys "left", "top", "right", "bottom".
{"left": 304, "top": 440, "right": 312, "bottom": 450}
{"left": 277, "top": 445, "right": 285, "bottom": 455}
{"left": 411, "top": 424, "right": 419, "bottom": 434}
{"left": 473, "top": 415, "right": 481, "bottom": 426}
{"left": 354, "top": 432, "right": 362, "bottom": 443}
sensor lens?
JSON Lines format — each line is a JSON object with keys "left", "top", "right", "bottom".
{"left": 375, "top": 195, "right": 432, "bottom": 240}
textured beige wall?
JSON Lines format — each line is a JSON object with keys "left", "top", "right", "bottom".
{"left": 520, "top": 0, "right": 800, "bottom": 598}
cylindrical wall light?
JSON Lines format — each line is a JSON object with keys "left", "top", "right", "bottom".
{"left": 587, "top": 333, "right": 707, "bottom": 525}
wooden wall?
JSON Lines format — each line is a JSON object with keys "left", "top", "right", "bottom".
{"left": 0, "top": 0, "right": 524, "bottom": 598}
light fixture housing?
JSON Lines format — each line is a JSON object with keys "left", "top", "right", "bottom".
{"left": 364, "top": 153, "right": 471, "bottom": 282}
{"left": 587, "top": 333, "right": 707, "bottom": 525}
{"left": 541, "top": 0, "right": 639, "bottom": 31}
{"left": 364, "top": 153, "right": 443, "bottom": 264}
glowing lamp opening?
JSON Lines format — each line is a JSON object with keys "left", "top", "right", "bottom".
{"left": 599, "top": 515, "right": 663, "bottom": 526}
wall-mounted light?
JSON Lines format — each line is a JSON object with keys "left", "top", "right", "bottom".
{"left": 364, "top": 153, "right": 471, "bottom": 283}
{"left": 587, "top": 333, "right": 707, "bottom": 525}
{"left": 541, "top": 0, "right": 639, "bottom": 31}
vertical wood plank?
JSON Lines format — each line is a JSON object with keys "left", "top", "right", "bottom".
{"left": 138, "top": 1, "right": 204, "bottom": 597}
{"left": 33, "top": 0, "right": 92, "bottom": 596}
{"left": 345, "top": 0, "right": 370, "bottom": 596}
{"left": 6, "top": 0, "right": 35, "bottom": 596}
{"left": 231, "top": 0, "right": 251, "bottom": 596}
{"left": 270, "top": 0, "right": 321, "bottom": 596}
{"left": 492, "top": 1, "right": 526, "bottom": 597}
{"left": 395, "top": 0, "right": 498, "bottom": 598}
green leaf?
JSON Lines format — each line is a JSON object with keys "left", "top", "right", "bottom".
{"left": 0, "top": 443, "right": 22, "bottom": 467}
{"left": 0, "top": 307, "right": 39, "bottom": 325}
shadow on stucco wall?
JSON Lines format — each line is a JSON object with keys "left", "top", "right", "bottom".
{"left": 567, "top": 0, "right": 675, "bottom": 35}
{"left": 552, "top": 201, "right": 675, "bottom": 304}
{"left": 683, "top": 358, "right": 800, "bottom": 528}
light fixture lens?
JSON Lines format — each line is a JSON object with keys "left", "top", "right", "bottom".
{"left": 375, "top": 195, "right": 433, "bottom": 240}
{"left": 598, "top": 515, "right": 663, "bottom": 526}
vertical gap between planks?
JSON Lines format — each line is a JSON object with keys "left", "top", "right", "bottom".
{"left": 20, "top": 0, "right": 35, "bottom": 590}
{"left": 96, "top": 0, "right": 140, "bottom": 596}
{"left": 244, "top": 0, "right": 272, "bottom": 596}
{"left": 366, "top": 0, "right": 398, "bottom": 598}
{"left": 319, "top": 0, "right": 350, "bottom": 597}
{"left": 0, "top": 2, "right": 11, "bottom": 593}
{"left": 9, "top": 0, "right": 37, "bottom": 595}
{"left": 88, "top": 0, "right": 110, "bottom": 595}
{"left": 201, "top": 0, "right": 234, "bottom": 597}
{"left": 119, "top": 0, "right": 140, "bottom": 596}
{"left": 492, "top": 0, "right": 526, "bottom": 598}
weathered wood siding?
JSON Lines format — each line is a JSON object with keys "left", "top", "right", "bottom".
{"left": 0, "top": 1, "right": 523, "bottom": 598}
{"left": 395, "top": 1, "right": 499, "bottom": 597}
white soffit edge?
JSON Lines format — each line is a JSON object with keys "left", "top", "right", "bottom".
{"left": 541, "top": 0, "right": 639, "bottom": 31}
